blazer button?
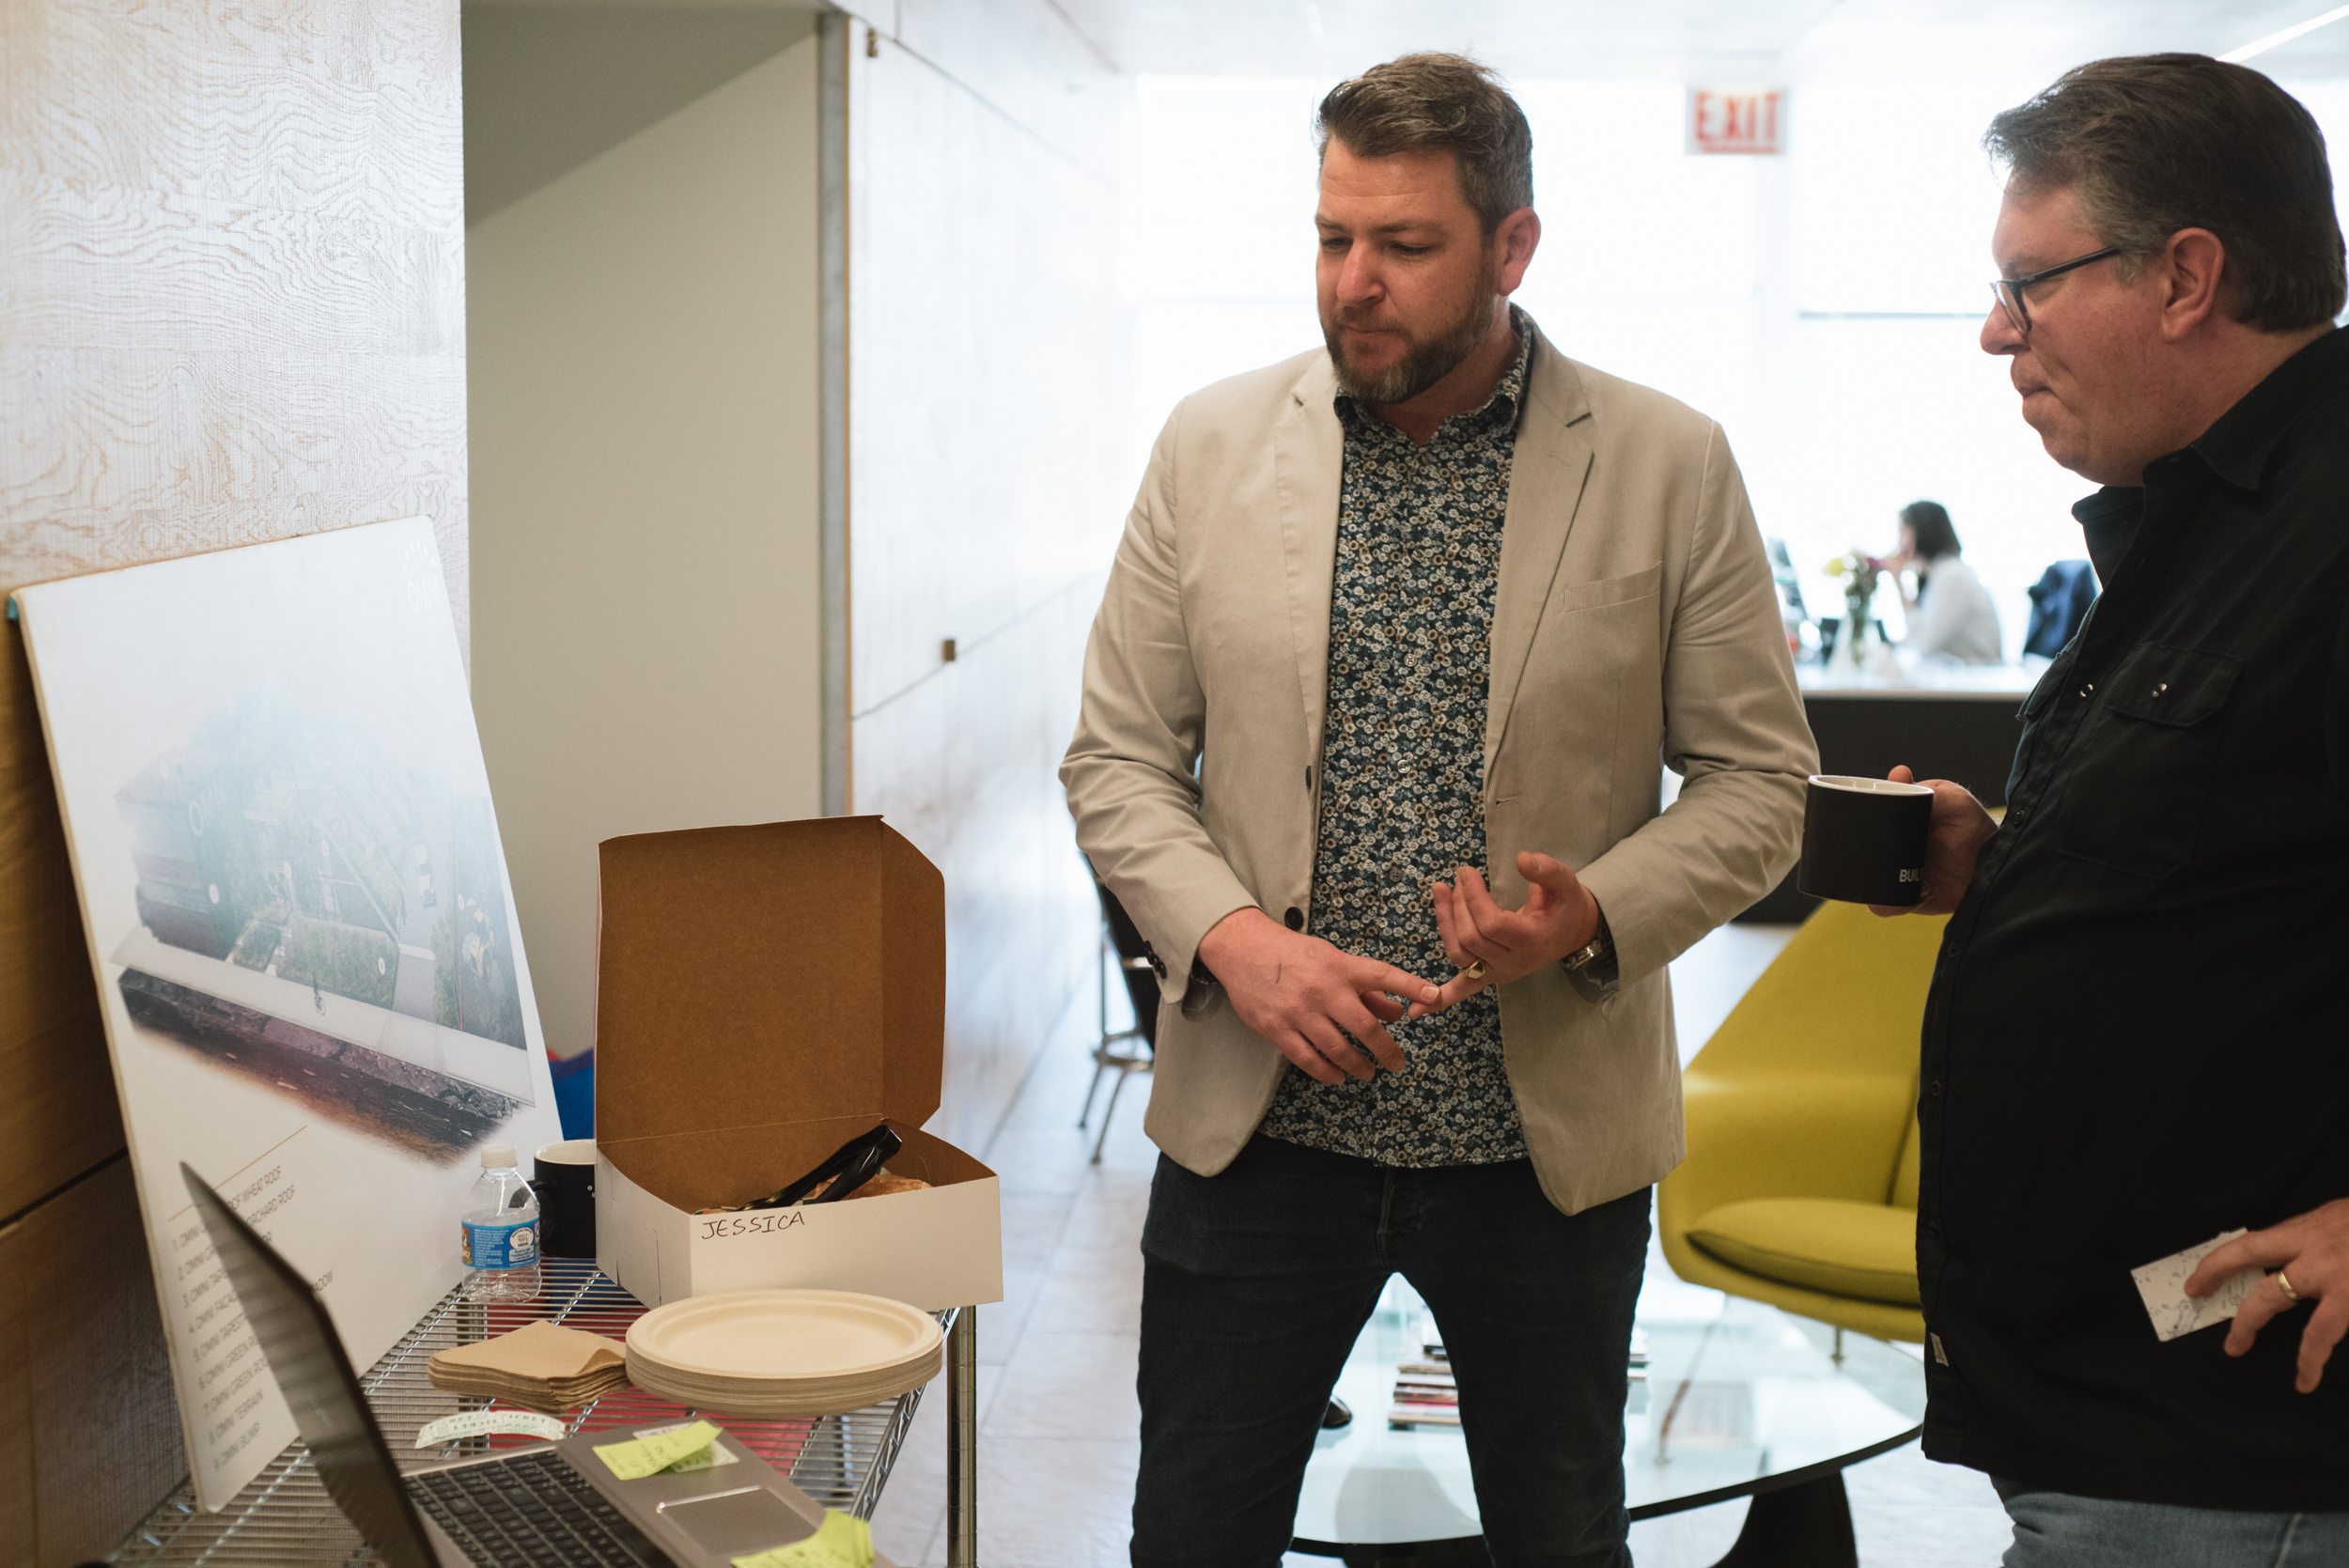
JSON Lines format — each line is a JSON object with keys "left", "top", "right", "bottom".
{"left": 1283, "top": 907, "right": 1304, "bottom": 930}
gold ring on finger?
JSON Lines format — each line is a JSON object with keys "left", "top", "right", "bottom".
{"left": 2278, "top": 1270, "right": 2302, "bottom": 1303}
{"left": 1461, "top": 960, "right": 1487, "bottom": 981}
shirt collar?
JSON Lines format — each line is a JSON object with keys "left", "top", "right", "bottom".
{"left": 2070, "top": 326, "right": 2349, "bottom": 575}
{"left": 2175, "top": 324, "right": 2349, "bottom": 492}
{"left": 1333, "top": 304, "right": 1534, "bottom": 436}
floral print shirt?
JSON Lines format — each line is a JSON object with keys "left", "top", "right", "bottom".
{"left": 1256, "top": 312, "right": 1533, "bottom": 1167}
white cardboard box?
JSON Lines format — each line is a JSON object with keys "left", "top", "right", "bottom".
{"left": 590, "top": 817, "right": 1003, "bottom": 1312}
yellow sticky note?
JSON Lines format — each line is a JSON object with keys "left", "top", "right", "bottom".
{"left": 732, "top": 1509, "right": 873, "bottom": 1568}
{"left": 593, "top": 1420, "right": 722, "bottom": 1481}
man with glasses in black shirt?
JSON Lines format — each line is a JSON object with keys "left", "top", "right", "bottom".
{"left": 1877, "top": 54, "right": 2349, "bottom": 1565}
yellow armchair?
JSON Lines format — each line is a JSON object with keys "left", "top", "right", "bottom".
{"left": 1658, "top": 901, "right": 1949, "bottom": 1343}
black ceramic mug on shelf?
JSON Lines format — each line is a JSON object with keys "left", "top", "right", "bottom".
{"left": 1797, "top": 774, "right": 1935, "bottom": 907}
{"left": 534, "top": 1139, "right": 598, "bottom": 1258}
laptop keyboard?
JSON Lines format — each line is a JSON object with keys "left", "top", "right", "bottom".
{"left": 409, "top": 1449, "right": 674, "bottom": 1567}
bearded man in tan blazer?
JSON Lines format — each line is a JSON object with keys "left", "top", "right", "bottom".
{"left": 1063, "top": 54, "right": 1814, "bottom": 1568}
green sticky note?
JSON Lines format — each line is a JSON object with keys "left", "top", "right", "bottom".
{"left": 593, "top": 1420, "right": 722, "bottom": 1481}
{"left": 731, "top": 1509, "right": 873, "bottom": 1568}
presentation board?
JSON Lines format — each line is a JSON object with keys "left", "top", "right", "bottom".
{"left": 10, "top": 519, "right": 564, "bottom": 1510}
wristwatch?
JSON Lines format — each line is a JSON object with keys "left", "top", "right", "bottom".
{"left": 1562, "top": 911, "right": 1615, "bottom": 974}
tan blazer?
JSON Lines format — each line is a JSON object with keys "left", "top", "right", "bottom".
{"left": 1060, "top": 323, "right": 1816, "bottom": 1213}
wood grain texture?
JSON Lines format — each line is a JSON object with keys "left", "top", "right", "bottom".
{"left": 0, "top": 0, "right": 466, "bottom": 1551}
{"left": 0, "top": 1157, "right": 186, "bottom": 1568}
{"left": 0, "top": 1197, "right": 29, "bottom": 1561}
{"left": 0, "top": 0, "right": 463, "bottom": 231}
{"left": 846, "top": 7, "right": 1127, "bottom": 1142}
{"left": 0, "top": 630, "right": 121, "bottom": 1226}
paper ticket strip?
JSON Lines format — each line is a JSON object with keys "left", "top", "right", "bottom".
{"left": 2133, "top": 1229, "right": 2262, "bottom": 1343}
{"left": 414, "top": 1410, "right": 570, "bottom": 1448}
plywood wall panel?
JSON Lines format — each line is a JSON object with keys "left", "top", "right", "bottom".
{"left": 1, "top": 173, "right": 465, "bottom": 354}
{"left": 1, "top": 349, "right": 467, "bottom": 580}
{"left": 0, "top": 0, "right": 464, "bottom": 232}
{"left": 0, "top": 1203, "right": 31, "bottom": 1558}
{"left": 0, "top": 0, "right": 466, "bottom": 1551}
{"left": 0, "top": 1158, "right": 185, "bottom": 1567}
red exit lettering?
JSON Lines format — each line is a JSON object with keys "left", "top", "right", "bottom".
{"left": 1689, "top": 88, "right": 1784, "bottom": 155}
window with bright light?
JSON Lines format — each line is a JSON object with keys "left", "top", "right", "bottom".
{"left": 1120, "top": 72, "right": 2349, "bottom": 662}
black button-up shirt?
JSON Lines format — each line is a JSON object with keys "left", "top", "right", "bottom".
{"left": 1917, "top": 327, "right": 2349, "bottom": 1510}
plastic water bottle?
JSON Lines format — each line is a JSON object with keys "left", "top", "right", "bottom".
{"left": 461, "top": 1143, "right": 541, "bottom": 1302}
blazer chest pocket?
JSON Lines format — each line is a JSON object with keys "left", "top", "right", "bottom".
{"left": 2057, "top": 643, "right": 2241, "bottom": 879}
{"left": 1556, "top": 563, "right": 1662, "bottom": 614}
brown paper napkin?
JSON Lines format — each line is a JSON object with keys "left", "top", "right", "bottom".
{"left": 428, "top": 1319, "right": 630, "bottom": 1411}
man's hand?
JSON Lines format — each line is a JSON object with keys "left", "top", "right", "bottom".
{"left": 1410, "top": 851, "right": 1600, "bottom": 1019}
{"left": 1196, "top": 908, "right": 1438, "bottom": 1086}
{"left": 2186, "top": 1198, "right": 2349, "bottom": 1393}
{"left": 1869, "top": 765, "right": 1998, "bottom": 917}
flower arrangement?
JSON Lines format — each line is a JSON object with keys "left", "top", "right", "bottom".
{"left": 1823, "top": 550, "right": 1887, "bottom": 667}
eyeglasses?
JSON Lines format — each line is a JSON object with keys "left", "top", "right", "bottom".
{"left": 1988, "top": 245, "right": 2123, "bottom": 338}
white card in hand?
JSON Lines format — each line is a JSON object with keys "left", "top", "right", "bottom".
{"left": 2132, "top": 1229, "right": 2259, "bottom": 1343}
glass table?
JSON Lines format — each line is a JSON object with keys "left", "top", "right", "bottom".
{"left": 1290, "top": 1279, "right": 1924, "bottom": 1565}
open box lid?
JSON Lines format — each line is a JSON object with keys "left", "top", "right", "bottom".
{"left": 594, "top": 817, "right": 945, "bottom": 1156}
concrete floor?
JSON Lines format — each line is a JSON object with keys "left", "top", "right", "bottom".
{"left": 868, "top": 923, "right": 2014, "bottom": 1568}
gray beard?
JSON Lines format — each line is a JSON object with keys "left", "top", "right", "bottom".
{"left": 1324, "top": 280, "right": 1501, "bottom": 407}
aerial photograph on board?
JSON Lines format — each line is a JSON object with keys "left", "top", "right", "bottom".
{"left": 110, "top": 684, "right": 533, "bottom": 1159}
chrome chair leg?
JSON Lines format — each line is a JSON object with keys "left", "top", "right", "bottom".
{"left": 1091, "top": 1063, "right": 1132, "bottom": 1165}
{"left": 1077, "top": 1056, "right": 1111, "bottom": 1130}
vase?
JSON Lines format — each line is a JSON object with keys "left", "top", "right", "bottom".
{"left": 1843, "top": 598, "right": 1875, "bottom": 670}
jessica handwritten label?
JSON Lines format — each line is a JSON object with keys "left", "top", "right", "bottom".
{"left": 698, "top": 1211, "right": 808, "bottom": 1242}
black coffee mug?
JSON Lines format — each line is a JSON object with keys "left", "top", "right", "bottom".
{"left": 1797, "top": 774, "right": 1934, "bottom": 906}
{"left": 534, "top": 1139, "right": 598, "bottom": 1258}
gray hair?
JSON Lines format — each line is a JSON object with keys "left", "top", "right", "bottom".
{"left": 1984, "top": 54, "right": 2345, "bottom": 333}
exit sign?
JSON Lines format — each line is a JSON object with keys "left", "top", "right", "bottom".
{"left": 1688, "top": 87, "right": 1785, "bottom": 155}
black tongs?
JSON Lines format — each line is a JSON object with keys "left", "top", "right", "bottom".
{"left": 743, "top": 1123, "right": 904, "bottom": 1209}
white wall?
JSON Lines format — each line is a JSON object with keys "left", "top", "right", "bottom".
{"left": 845, "top": 4, "right": 1130, "bottom": 1150}
{"left": 469, "top": 38, "right": 824, "bottom": 1063}
{"left": 461, "top": 3, "right": 820, "bottom": 225}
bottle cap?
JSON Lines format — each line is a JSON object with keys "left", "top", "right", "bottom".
{"left": 480, "top": 1143, "right": 517, "bottom": 1168}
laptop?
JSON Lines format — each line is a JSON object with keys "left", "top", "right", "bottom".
{"left": 181, "top": 1162, "right": 894, "bottom": 1568}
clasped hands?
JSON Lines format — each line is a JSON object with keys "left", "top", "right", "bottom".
{"left": 1194, "top": 852, "right": 1600, "bottom": 1087}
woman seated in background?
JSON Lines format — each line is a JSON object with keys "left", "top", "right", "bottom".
{"left": 1889, "top": 500, "right": 2002, "bottom": 663}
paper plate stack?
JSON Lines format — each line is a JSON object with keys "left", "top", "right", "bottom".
{"left": 625, "top": 1290, "right": 944, "bottom": 1418}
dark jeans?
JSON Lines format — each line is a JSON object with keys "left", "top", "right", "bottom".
{"left": 1132, "top": 1134, "right": 1651, "bottom": 1568}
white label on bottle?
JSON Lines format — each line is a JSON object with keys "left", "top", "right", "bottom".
{"left": 461, "top": 1220, "right": 537, "bottom": 1270}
